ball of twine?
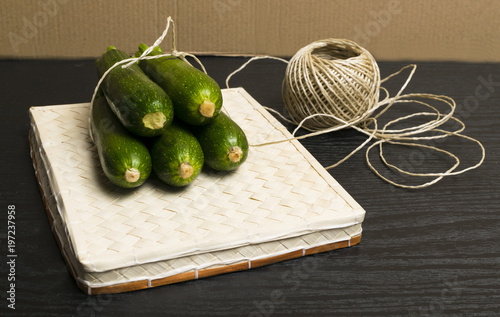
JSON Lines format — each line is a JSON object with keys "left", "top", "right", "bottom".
{"left": 283, "top": 39, "right": 381, "bottom": 131}
{"left": 222, "top": 34, "right": 485, "bottom": 189}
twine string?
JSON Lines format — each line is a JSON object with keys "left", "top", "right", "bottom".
{"left": 89, "top": 18, "right": 484, "bottom": 189}
{"left": 88, "top": 16, "right": 207, "bottom": 142}
{"left": 226, "top": 39, "right": 485, "bottom": 188}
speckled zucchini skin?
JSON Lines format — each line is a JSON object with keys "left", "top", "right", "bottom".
{"left": 96, "top": 47, "right": 174, "bottom": 137}
{"left": 90, "top": 91, "right": 152, "bottom": 188}
{"left": 137, "top": 44, "right": 223, "bottom": 126}
{"left": 150, "top": 122, "right": 204, "bottom": 187}
{"left": 193, "top": 112, "right": 249, "bottom": 171}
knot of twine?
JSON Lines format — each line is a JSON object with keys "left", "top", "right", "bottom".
{"left": 226, "top": 39, "right": 485, "bottom": 189}
{"left": 88, "top": 17, "right": 206, "bottom": 142}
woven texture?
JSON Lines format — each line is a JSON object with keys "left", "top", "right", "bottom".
{"left": 30, "top": 88, "right": 365, "bottom": 290}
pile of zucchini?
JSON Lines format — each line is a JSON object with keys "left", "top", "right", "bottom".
{"left": 90, "top": 45, "right": 248, "bottom": 188}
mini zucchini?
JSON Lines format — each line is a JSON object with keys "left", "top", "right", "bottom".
{"left": 193, "top": 112, "right": 249, "bottom": 171}
{"left": 90, "top": 90, "right": 152, "bottom": 188}
{"left": 96, "top": 46, "right": 174, "bottom": 137}
{"left": 136, "top": 44, "right": 223, "bottom": 126}
{"left": 150, "top": 122, "right": 204, "bottom": 187}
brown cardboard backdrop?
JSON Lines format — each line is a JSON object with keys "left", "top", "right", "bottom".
{"left": 2, "top": 0, "right": 499, "bottom": 62}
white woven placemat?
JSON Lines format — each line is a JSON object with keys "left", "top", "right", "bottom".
{"left": 30, "top": 88, "right": 365, "bottom": 293}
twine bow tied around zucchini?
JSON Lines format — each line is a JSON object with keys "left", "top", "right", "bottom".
{"left": 88, "top": 16, "right": 207, "bottom": 142}
{"left": 91, "top": 17, "right": 485, "bottom": 189}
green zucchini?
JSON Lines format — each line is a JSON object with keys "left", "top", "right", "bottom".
{"left": 150, "top": 122, "right": 204, "bottom": 186}
{"left": 96, "top": 46, "right": 174, "bottom": 137}
{"left": 193, "top": 112, "right": 249, "bottom": 171}
{"left": 136, "top": 44, "right": 223, "bottom": 126}
{"left": 90, "top": 90, "right": 152, "bottom": 188}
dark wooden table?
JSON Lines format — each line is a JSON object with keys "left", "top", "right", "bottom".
{"left": 1, "top": 57, "right": 499, "bottom": 316}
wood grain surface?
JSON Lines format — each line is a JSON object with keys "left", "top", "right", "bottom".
{"left": 0, "top": 57, "right": 499, "bottom": 316}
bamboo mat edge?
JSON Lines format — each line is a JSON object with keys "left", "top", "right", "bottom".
{"left": 30, "top": 130, "right": 362, "bottom": 295}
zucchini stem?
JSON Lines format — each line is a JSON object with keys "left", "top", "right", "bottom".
{"left": 179, "top": 162, "right": 194, "bottom": 179}
{"left": 143, "top": 112, "right": 167, "bottom": 130}
{"left": 138, "top": 43, "right": 149, "bottom": 54}
{"left": 138, "top": 43, "right": 163, "bottom": 55}
{"left": 199, "top": 100, "right": 215, "bottom": 118}
{"left": 228, "top": 146, "right": 243, "bottom": 163}
{"left": 124, "top": 168, "right": 141, "bottom": 183}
